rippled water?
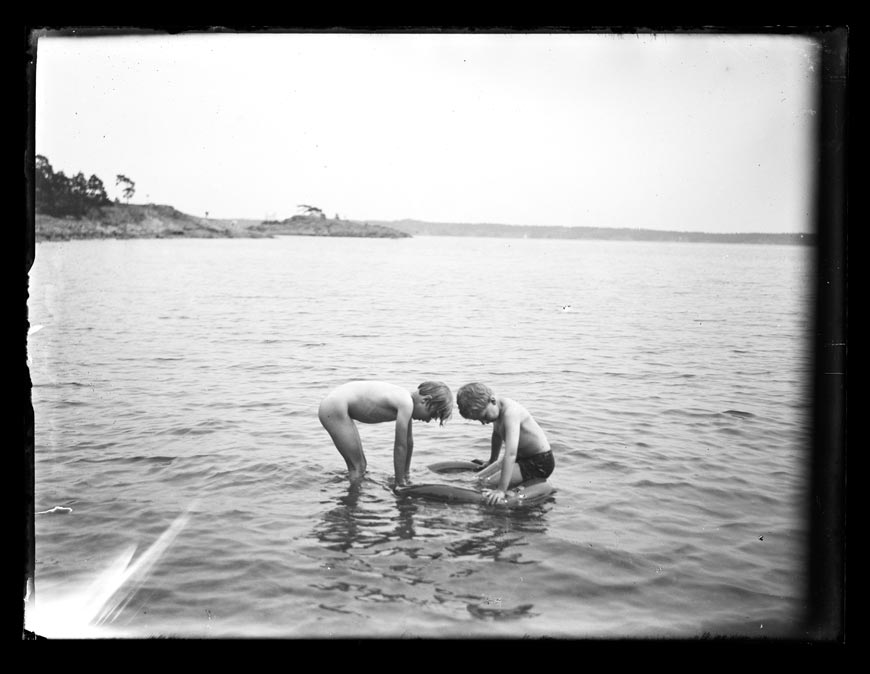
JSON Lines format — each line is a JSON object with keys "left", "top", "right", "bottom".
{"left": 25, "top": 235, "right": 814, "bottom": 638}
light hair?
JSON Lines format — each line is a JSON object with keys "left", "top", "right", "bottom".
{"left": 418, "top": 381, "right": 454, "bottom": 425}
{"left": 456, "top": 382, "right": 493, "bottom": 419}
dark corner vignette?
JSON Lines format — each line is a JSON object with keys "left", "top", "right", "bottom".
{"left": 807, "top": 26, "right": 847, "bottom": 644}
{"left": 23, "top": 26, "right": 38, "bottom": 640}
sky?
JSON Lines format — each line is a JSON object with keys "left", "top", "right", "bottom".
{"left": 32, "top": 30, "right": 821, "bottom": 233}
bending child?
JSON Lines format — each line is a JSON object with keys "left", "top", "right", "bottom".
{"left": 318, "top": 380, "right": 454, "bottom": 486}
{"left": 456, "top": 382, "right": 554, "bottom": 505}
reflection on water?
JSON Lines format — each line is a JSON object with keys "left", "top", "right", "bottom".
{"left": 467, "top": 602, "right": 537, "bottom": 621}
{"left": 315, "top": 477, "right": 552, "bottom": 558}
{"left": 309, "top": 475, "right": 554, "bottom": 629}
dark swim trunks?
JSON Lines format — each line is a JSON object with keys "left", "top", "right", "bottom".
{"left": 517, "top": 450, "right": 555, "bottom": 481}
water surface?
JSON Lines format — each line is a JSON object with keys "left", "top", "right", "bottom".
{"left": 26, "top": 235, "right": 814, "bottom": 638}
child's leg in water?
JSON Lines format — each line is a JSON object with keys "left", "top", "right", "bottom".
{"left": 318, "top": 399, "right": 367, "bottom": 480}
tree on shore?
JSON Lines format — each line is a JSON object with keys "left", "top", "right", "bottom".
{"left": 116, "top": 174, "right": 136, "bottom": 203}
{"left": 86, "top": 175, "right": 109, "bottom": 204}
{"left": 297, "top": 204, "right": 326, "bottom": 219}
{"left": 35, "top": 155, "right": 112, "bottom": 217}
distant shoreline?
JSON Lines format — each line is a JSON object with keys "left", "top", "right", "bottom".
{"left": 375, "top": 219, "right": 816, "bottom": 246}
{"left": 33, "top": 204, "right": 815, "bottom": 246}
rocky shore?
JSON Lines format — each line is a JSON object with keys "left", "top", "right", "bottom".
{"left": 34, "top": 204, "right": 411, "bottom": 242}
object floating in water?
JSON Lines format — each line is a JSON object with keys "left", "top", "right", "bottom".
{"left": 396, "top": 478, "right": 554, "bottom": 507}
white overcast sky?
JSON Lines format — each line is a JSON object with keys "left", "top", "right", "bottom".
{"left": 33, "top": 30, "right": 821, "bottom": 233}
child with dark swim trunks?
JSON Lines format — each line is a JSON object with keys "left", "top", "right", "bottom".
{"left": 318, "top": 380, "right": 454, "bottom": 487}
{"left": 456, "top": 382, "right": 554, "bottom": 505}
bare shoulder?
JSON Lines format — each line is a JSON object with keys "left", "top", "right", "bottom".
{"left": 497, "top": 398, "right": 528, "bottom": 428}
{"left": 502, "top": 397, "right": 530, "bottom": 418}
{"left": 503, "top": 398, "right": 543, "bottom": 430}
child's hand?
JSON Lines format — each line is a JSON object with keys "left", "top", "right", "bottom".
{"left": 473, "top": 460, "right": 490, "bottom": 472}
{"left": 482, "top": 489, "right": 506, "bottom": 505}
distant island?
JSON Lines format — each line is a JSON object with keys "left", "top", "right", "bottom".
{"left": 254, "top": 215, "right": 411, "bottom": 239}
{"left": 31, "top": 155, "right": 814, "bottom": 245}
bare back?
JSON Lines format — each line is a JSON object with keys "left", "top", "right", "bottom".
{"left": 326, "top": 381, "right": 413, "bottom": 423}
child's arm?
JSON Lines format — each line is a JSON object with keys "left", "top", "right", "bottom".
{"left": 474, "top": 428, "right": 503, "bottom": 479}
{"left": 497, "top": 421, "right": 519, "bottom": 492}
{"left": 483, "top": 427, "right": 503, "bottom": 468}
{"left": 483, "top": 410, "right": 520, "bottom": 504}
{"left": 404, "top": 420, "right": 414, "bottom": 477}
{"left": 393, "top": 405, "right": 414, "bottom": 486}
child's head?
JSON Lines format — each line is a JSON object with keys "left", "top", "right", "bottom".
{"left": 417, "top": 381, "right": 454, "bottom": 425}
{"left": 456, "top": 382, "right": 495, "bottom": 421}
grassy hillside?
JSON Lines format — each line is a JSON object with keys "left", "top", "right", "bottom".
{"left": 33, "top": 205, "right": 409, "bottom": 241}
